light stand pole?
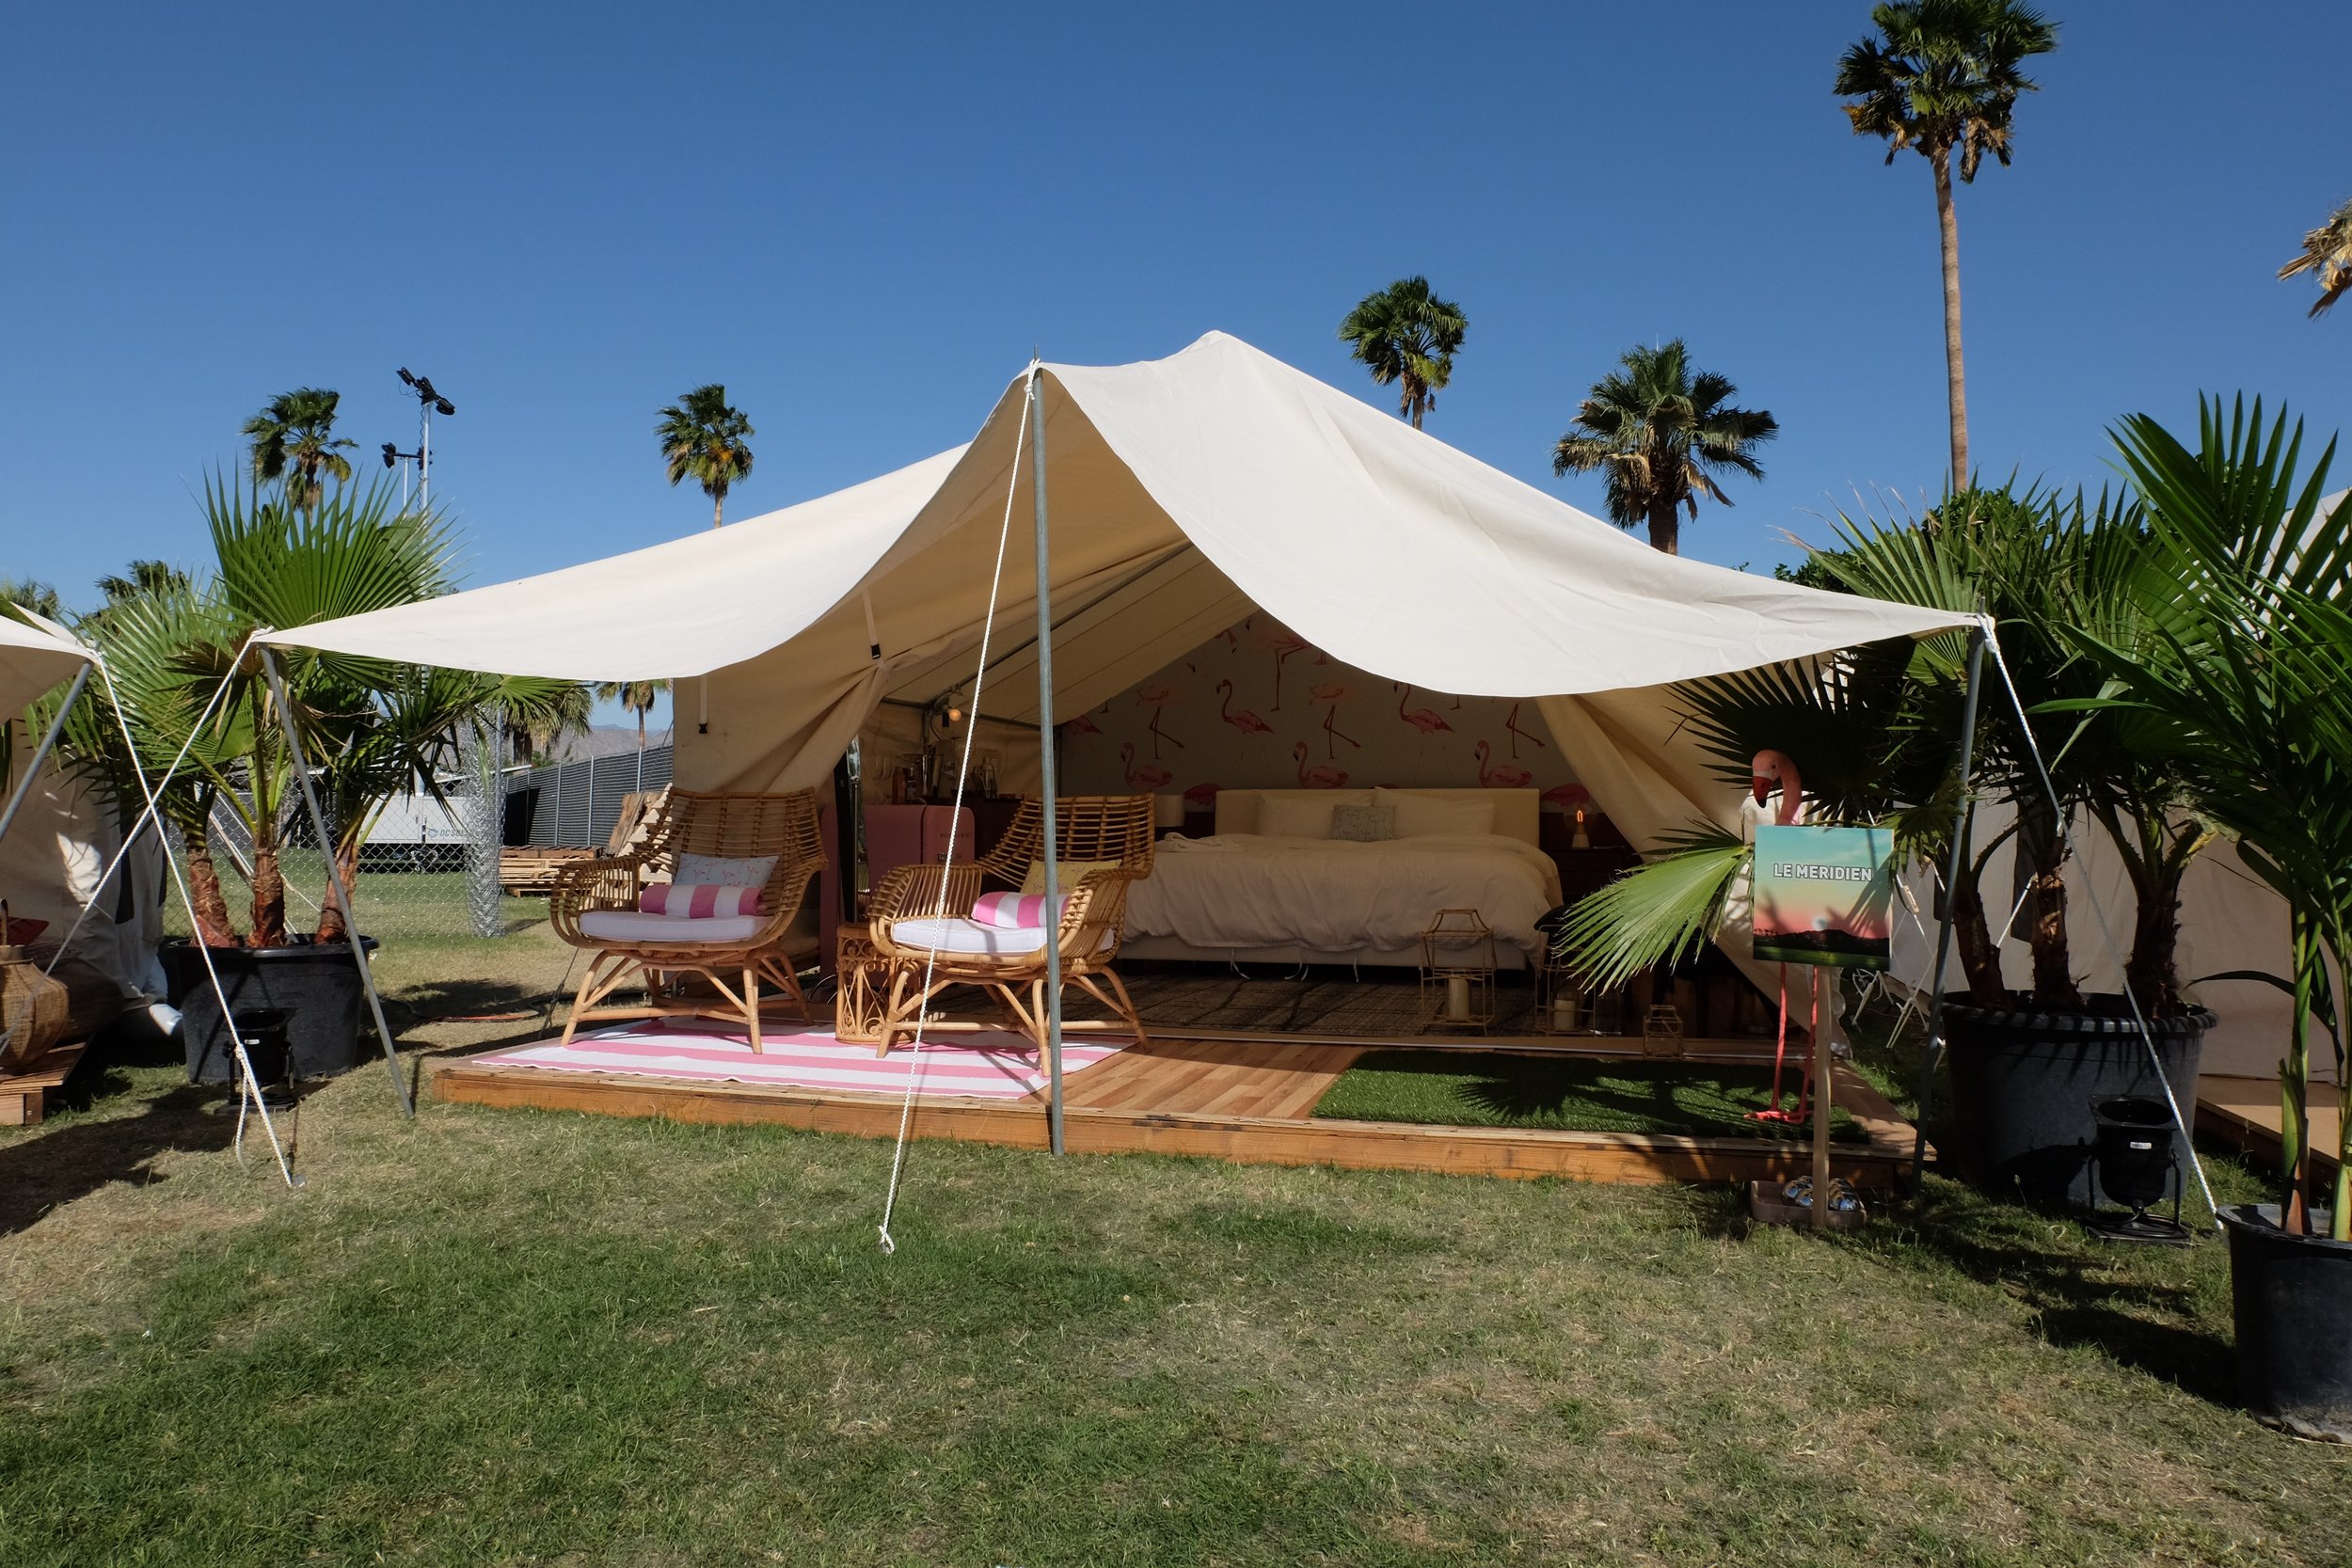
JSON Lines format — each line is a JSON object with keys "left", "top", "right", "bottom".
{"left": 1910, "top": 622, "right": 1987, "bottom": 1193}
{"left": 396, "top": 369, "right": 455, "bottom": 509}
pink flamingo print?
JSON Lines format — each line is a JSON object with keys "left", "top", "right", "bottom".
{"left": 1309, "top": 681, "right": 1359, "bottom": 757}
{"left": 1474, "top": 740, "right": 1534, "bottom": 789}
{"left": 1183, "top": 781, "right": 1221, "bottom": 812}
{"left": 1216, "top": 679, "right": 1273, "bottom": 736}
{"left": 1063, "top": 711, "right": 1101, "bottom": 736}
{"left": 1252, "top": 626, "right": 1311, "bottom": 710}
{"left": 1751, "top": 749, "right": 1805, "bottom": 825}
{"left": 1541, "top": 783, "right": 1590, "bottom": 812}
{"left": 1395, "top": 683, "right": 1454, "bottom": 736}
{"left": 1120, "top": 742, "right": 1174, "bottom": 791}
{"left": 1134, "top": 683, "right": 1185, "bottom": 758}
{"left": 1292, "top": 741, "right": 1349, "bottom": 788}
{"left": 1502, "top": 701, "right": 1549, "bottom": 758}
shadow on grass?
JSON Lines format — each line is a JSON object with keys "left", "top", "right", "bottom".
{"left": 0, "top": 1080, "right": 235, "bottom": 1237}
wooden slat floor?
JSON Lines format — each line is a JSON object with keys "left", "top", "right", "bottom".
{"left": 428, "top": 1022, "right": 1922, "bottom": 1190}
{"left": 2197, "top": 1073, "right": 2344, "bottom": 1175}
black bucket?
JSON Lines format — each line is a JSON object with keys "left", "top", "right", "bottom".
{"left": 1942, "top": 998, "right": 2210, "bottom": 1209}
{"left": 2221, "top": 1204, "right": 2352, "bottom": 1442}
{"left": 165, "top": 937, "right": 381, "bottom": 1085}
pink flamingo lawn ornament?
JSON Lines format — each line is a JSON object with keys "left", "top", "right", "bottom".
{"left": 1473, "top": 739, "right": 1534, "bottom": 789}
{"left": 1134, "top": 683, "right": 1184, "bottom": 758}
{"left": 1253, "top": 626, "right": 1311, "bottom": 710}
{"left": 1216, "top": 679, "right": 1273, "bottom": 736}
{"left": 1292, "top": 741, "right": 1349, "bottom": 788}
{"left": 1120, "top": 742, "right": 1174, "bottom": 791}
{"left": 1502, "top": 701, "right": 1549, "bottom": 758}
{"left": 1395, "top": 683, "right": 1454, "bottom": 736}
{"left": 1747, "top": 747, "right": 1816, "bottom": 1126}
{"left": 1309, "top": 682, "right": 1359, "bottom": 757}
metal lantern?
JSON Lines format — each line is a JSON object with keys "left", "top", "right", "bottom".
{"left": 1419, "top": 909, "right": 1498, "bottom": 1034}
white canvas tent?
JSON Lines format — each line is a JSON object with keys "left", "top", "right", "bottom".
{"left": 261, "top": 332, "right": 1966, "bottom": 836}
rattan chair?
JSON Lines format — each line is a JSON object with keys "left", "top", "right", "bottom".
{"left": 550, "top": 787, "right": 826, "bottom": 1052}
{"left": 866, "top": 794, "right": 1156, "bottom": 1059}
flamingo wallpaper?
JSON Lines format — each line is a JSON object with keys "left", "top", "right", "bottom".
{"left": 1059, "top": 614, "right": 1588, "bottom": 815}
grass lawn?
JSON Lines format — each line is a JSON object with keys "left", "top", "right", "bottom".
{"left": 1315, "top": 1049, "right": 1869, "bottom": 1142}
{"left": 1, "top": 927, "right": 2347, "bottom": 1565}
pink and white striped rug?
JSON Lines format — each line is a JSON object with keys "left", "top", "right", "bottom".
{"left": 473, "top": 1022, "right": 1128, "bottom": 1101}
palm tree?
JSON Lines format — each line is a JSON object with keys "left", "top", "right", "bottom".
{"left": 657, "top": 385, "right": 755, "bottom": 528}
{"left": 96, "top": 560, "right": 188, "bottom": 606}
{"left": 1549, "top": 341, "right": 1778, "bottom": 556}
{"left": 1337, "top": 277, "right": 1467, "bottom": 429}
{"left": 242, "top": 388, "right": 358, "bottom": 514}
{"left": 1836, "top": 0, "right": 2059, "bottom": 488}
{"left": 595, "top": 679, "right": 669, "bottom": 751}
{"left": 2280, "top": 197, "right": 2352, "bottom": 318}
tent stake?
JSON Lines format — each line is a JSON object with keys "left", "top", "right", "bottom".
{"left": 261, "top": 648, "right": 414, "bottom": 1118}
{"left": 0, "top": 664, "right": 90, "bottom": 851}
{"left": 1910, "top": 621, "right": 1985, "bottom": 1194}
{"left": 1028, "top": 366, "right": 1065, "bottom": 1157}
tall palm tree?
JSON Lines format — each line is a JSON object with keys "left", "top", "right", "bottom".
{"left": 1337, "top": 277, "right": 1467, "bottom": 429}
{"left": 242, "top": 388, "right": 357, "bottom": 514}
{"left": 96, "top": 560, "right": 188, "bottom": 606}
{"left": 1550, "top": 341, "right": 1778, "bottom": 556}
{"left": 1836, "top": 0, "right": 2058, "bottom": 488}
{"left": 595, "top": 679, "right": 669, "bottom": 750}
{"left": 657, "top": 385, "right": 755, "bottom": 528}
{"left": 2280, "top": 197, "right": 2352, "bottom": 318}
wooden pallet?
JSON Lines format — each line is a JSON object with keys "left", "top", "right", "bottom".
{"left": 498, "top": 847, "right": 598, "bottom": 897}
{"left": 0, "top": 1041, "right": 85, "bottom": 1127}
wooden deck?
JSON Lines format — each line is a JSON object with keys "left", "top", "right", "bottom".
{"left": 428, "top": 1027, "right": 1923, "bottom": 1190}
{"left": 0, "top": 1042, "right": 85, "bottom": 1127}
{"left": 2197, "top": 1073, "right": 2344, "bottom": 1175}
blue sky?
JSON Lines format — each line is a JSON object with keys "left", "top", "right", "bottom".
{"left": 3, "top": 2, "right": 2344, "bottom": 726}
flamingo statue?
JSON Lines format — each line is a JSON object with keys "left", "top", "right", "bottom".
{"left": 1502, "top": 701, "right": 1549, "bottom": 758}
{"left": 1395, "top": 683, "right": 1454, "bottom": 736}
{"left": 1292, "top": 741, "right": 1349, "bottom": 788}
{"left": 1135, "top": 683, "right": 1184, "bottom": 757}
{"left": 1309, "top": 681, "right": 1359, "bottom": 756}
{"left": 1120, "top": 741, "right": 1174, "bottom": 790}
{"left": 1474, "top": 739, "right": 1534, "bottom": 789}
{"left": 1216, "top": 679, "right": 1273, "bottom": 736}
{"left": 1747, "top": 747, "right": 1815, "bottom": 1126}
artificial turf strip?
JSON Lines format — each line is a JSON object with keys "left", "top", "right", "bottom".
{"left": 1313, "top": 1049, "right": 1868, "bottom": 1142}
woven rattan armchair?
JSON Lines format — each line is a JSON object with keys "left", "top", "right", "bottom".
{"left": 550, "top": 787, "right": 826, "bottom": 1052}
{"left": 866, "top": 794, "right": 1156, "bottom": 1059}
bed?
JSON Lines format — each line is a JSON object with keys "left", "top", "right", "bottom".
{"left": 1120, "top": 788, "right": 1561, "bottom": 969}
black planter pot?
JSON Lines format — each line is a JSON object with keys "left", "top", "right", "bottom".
{"left": 1942, "top": 997, "right": 2212, "bottom": 1209}
{"left": 163, "top": 937, "right": 382, "bottom": 1085}
{"left": 2221, "top": 1204, "right": 2352, "bottom": 1441}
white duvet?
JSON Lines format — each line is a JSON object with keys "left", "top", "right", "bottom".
{"left": 1123, "top": 832, "right": 1565, "bottom": 957}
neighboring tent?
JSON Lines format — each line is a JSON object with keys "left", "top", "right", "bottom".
{"left": 260, "top": 330, "right": 1965, "bottom": 817}
{"left": 0, "top": 610, "right": 165, "bottom": 998}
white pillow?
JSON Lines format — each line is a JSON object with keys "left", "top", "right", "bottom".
{"left": 1257, "top": 794, "right": 1343, "bottom": 839}
{"left": 675, "top": 852, "right": 778, "bottom": 887}
{"left": 1376, "top": 791, "right": 1496, "bottom": 838}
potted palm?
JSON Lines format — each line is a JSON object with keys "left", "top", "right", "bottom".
{"left": 2089, "top": 399, "right": 2352, "bottom": 1438}
{"left": 1558, "top": 480, "right": 2217, "bottom": 1206}
{"left": 83, "top": 475, "right": 582, "bottom": 1083}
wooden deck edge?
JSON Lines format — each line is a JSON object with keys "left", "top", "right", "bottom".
{"left": 427, "top": 1056, "right": 1916, "bottom": 1189}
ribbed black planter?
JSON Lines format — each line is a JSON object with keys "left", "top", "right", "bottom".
{"left": 1942, "top": 997, "right": 2212, "bottom": 1209}
{"left": 2222, "top": 1205, "right": 2352, "bottom": 1442}
{"left": 163, "top": 937, "right": 381, "bottom": 1085}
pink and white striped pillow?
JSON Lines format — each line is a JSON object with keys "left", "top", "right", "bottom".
{"left": 639, "top": 882, "right": 766, "bottom": 919}
{"left": 970, "top": 891, "right": 1068, "bottom": 929}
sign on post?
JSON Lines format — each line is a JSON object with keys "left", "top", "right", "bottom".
{"left": 1752, "top": 825, "right": 1894, "bottom": 971}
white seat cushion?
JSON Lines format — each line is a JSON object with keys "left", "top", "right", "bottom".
{"left": 579, "top": 910, "right": 766, "bottom": 944}
{"left": 890, "top": 916, "right": 1053, "bottom": 957}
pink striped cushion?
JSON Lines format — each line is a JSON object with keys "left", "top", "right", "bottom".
{"left": 640, "top": 882, "right": 765, "bottom": 919}
{"left": 970, "top": 891, "right": 1067, "bottom": 929}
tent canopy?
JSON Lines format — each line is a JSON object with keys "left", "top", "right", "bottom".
{"left": 262, "top": 332, "right": 1968, "bottom": 798}
{"left": 1, "top": 608, "right": 94, "bottom": 725}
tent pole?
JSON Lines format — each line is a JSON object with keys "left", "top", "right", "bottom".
{"left": 260, "top": 647, "right": 415, "bottom": 1118}
{"left": 1910, "top": 621, "right": 1986, "bottom": 1194}
{"left": 1027, "top": 365, "right": 1065, "bottom": 1158}
{"left": 0, "top": 663, "right": 91, "bottom": 851}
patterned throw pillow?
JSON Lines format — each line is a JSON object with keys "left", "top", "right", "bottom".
{"left": 673, "top": 852, "right": 778, "bottom": 888}
{"left": 640, "top": 883, "right": 766, "bottom": 918}
{"left": 1329, "top": 802, "right": 1397, "bottom": 843}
